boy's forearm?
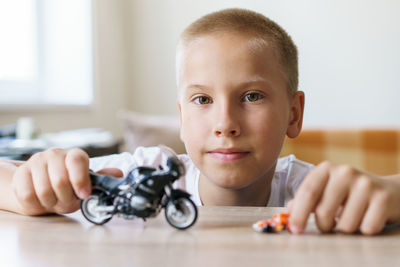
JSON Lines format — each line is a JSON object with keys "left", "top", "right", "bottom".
{"left": 383, "top": 174, "right": 400, "bottom": 183}
{"left": 0, "top": 159, "right": 23, "bottom": 213}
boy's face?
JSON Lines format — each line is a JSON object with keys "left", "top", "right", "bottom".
{"left": 177, "top": 32, "right": 303, "bottom": 190}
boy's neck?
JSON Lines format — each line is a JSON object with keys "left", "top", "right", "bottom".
{"left": 198, "top": 169, "right": 274, "bottom": 206}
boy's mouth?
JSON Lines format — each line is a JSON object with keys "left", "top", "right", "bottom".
{"left": 207, "top": 148, "right": 250, "bottom": 162}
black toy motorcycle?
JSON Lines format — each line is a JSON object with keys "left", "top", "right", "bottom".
{"left": 80, "top": 156, "right": 198, "bottom": 230}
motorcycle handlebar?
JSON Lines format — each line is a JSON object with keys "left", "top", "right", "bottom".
{"left": 166, "top": 156, "right": 185, "bottom": 177}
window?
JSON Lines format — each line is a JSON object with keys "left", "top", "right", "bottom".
{"left": 0, "top": 0, "right": 93, "bottom": 106}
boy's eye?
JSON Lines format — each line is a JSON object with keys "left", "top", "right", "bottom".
{"left": 194, "top": 96, "right": 212, "bottom": 105}
{"left": 243, "top": 92, "right": 264, "bottom": 102}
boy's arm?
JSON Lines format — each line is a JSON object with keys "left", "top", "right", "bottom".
{"left": 0, "top": 159, "right": 24, "bottom": 214}
{"left": 382, "top": 174, "right": 400, "bottom": 182}
{"left": 288, "top": 162, "right": 400, "bottom": 235}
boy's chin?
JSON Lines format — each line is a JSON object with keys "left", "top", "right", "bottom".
{"left": 206, "top": 173, "right": 257, "bottom": 190}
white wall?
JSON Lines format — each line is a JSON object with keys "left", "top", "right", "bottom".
{"left": 124, "top": 0, "right": 400, "bottom": 128}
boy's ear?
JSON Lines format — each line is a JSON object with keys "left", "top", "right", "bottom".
{"left": 286, "top": 91, "right": 305, "bottom": 139}
{"left": 177, "top": 100, "right": 184, "bottom": 142}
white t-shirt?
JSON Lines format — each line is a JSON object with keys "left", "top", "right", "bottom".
{"left": 89, "top": 146, "right": 314, "bottom": 207}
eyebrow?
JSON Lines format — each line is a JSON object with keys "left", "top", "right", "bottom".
{"left": 183, "top": 84, "right": 212, "bottom": 95}
{"left": 244, "top": 75, "right": 267, "bottom": 83}
{"left": 186, "top": 84, "right": 210, "bottom": 90}
{"left": 184, "top": 76, "right": 272, "bottom": 93}
{"left": 238, "top": 76, "right": 271, "bottom": 88}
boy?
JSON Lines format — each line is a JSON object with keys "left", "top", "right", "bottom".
{"left": 1, "top": 8, "right": 399, "bottom": 235}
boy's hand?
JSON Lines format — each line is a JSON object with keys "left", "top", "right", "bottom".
{"left": 11, "top": 148, "right": 91, "bottom": 215}
{"left": 288, "top": 161, "right": 400, "bottom": 235}
{"left": 11, "top": 148, "right": 124, "bottom": 216}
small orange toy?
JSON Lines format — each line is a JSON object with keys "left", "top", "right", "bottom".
{"left": 253, "top": 213, "right": 291, "bottom": 233}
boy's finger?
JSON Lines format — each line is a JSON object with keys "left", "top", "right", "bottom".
{"left": 31, "top": 162, "right": 58, "bottom": 208}
{"left": 97, "top": 168, "right": 124, "bottom": 178}
{"left": 48, "top": 155, "right": 75, "bottom": 203}
{"left": 12, "top": 166, "right": 44, "bottom": 213}
{"left": 53, "top": 198, "right": 81, "bottom": 214}
{"left": 313, "top": 170, "right": 351, "bottom": 232}
{"left": 286, "top": 199, "right": 294, "bottom": 212}
{"left": 360, "top": 194, "right": 388, "bottom": 235}
{"left": 65, "top": 148, "right": 91, "bottom": 199}
{"left": 335, "top": 179, "right": 369, "bottom": 233}
{"left": 290, "top": 162, "right": 331, "bottom": 234}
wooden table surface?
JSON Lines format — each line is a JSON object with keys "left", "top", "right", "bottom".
{"left": 0, "top": 206, "right": 399, "bottom": 267}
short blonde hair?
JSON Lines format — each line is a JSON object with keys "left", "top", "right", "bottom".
{"left": 178, "top": 8, "right": 298, "bottom": 96}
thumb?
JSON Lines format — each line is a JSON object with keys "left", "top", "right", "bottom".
{"left": 97, "top": 168, "right": 124, "bottom": 178}
{"left": 287, "top": 199, "right": 294, "bottom": 213}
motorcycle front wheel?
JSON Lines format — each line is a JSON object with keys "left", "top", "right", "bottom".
{"left": 165, "top": 197, "right": 197, "bottom": 230}
{"left": 81, "top": 193, "right": 113, "bottom": 225}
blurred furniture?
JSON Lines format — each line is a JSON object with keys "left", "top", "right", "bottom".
{"left": 0, "top": 206, "right": 399, "bottom": 267}
{"left": 281, "top": 129, "right": 400, "bottom": 175}
{"left": 118, "top": 110, "right": 186, "bottom": 154}
{"left": 0, "top": 128, "right": 121, "bottom": 160}
{"left": 0, "top": 141, "right": 121, "bottom": 161}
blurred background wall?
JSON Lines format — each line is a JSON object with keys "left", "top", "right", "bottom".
{"left": 1, "top": 0, "right": 399, "bottom": 139}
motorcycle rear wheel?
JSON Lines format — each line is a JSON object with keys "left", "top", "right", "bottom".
{"left": 81, "top": 193, "right": 113, "bottom": 225}
{"left": 165, "top": 197, "right": 197, "bottom": 230}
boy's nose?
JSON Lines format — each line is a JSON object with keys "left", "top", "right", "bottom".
{"left": 214, "top": 128, "right": 240, "bottom": 137}
{"left": 213, "top": 105, "right": 241, "bottom": 138}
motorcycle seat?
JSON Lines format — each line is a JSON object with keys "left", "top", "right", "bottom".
{"left": 89, "top": 172, "right": 127, "bottom": 191}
